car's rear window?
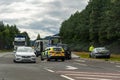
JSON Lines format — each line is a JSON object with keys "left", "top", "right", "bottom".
{"left": 53, "top": 48, "right": 62, "bottom": 51}
{"left": 96, "top": 48, "right": 108, "bottom": 52}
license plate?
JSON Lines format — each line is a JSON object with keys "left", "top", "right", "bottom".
{"left": 23, "top": 59, "right": 30, "bottom": 61}
{"left": 55, "top": 54, "right": 61, "bottom": 56}
{"left": 56, "top": 52, "right": 60, "bottom": 54}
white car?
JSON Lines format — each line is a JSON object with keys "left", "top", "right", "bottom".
{"left": 13, "top": 46, "right": 36, "bottom": 63}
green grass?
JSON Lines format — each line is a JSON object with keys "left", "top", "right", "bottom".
{"left": 74, "top": 52, "right": 120, "bottom": 62}
{"left": 109, "top": 54, "right": 120, "bottom": 61}
{"left": 0, "top": 50, "right": 13, "bottom": 53}
{"left": 74, "top": 52, "right": 89, "bottom": 58}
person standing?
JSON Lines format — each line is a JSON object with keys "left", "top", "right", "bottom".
{"left": 89, "top": 45, "right": 94, "bottom": 58}
{"left": 89, "top": 45, "right": 94, "bottom": 52}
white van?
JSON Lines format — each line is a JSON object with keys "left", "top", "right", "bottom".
{"left": 34, "top": 40, "right": 49, "bottom": 57}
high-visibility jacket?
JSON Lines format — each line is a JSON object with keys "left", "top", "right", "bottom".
{"left": 89, "top": 45, "right": 94, "bottom": 52}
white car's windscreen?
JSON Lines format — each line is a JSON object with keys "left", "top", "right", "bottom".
{"left": 17, "top": 48, "right": 33, "bottom": 52}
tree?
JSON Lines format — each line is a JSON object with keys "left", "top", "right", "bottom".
{"left": 89, "top": 0, "right": 104, "bottom": 44}
{"left": 110, "top": 0, "right": 120, "bottom": 40}
{"left": 36, "top": 34, "right": 41, "bottom": 40}
{"left": 59, "top": 0, "right": 120, "bottom": 52}
{"left": 0, "top": 21, "right": 4, "bottom": 32}
{"left": 0, "top": 21, "right": 5, "bottom": 49}
{"left": 0, "top": 21, "right": 31, "bottom": 49}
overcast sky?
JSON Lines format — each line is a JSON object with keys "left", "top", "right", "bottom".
{"left": 0, "top": 0, "right": 89, "bottom": 40}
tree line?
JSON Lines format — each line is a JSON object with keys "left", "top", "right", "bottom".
{"left": 0, "top": 21, "right": 30, "bottom": 50}
{"left": 59, "top": 0, "right": 120, "bottom": 53}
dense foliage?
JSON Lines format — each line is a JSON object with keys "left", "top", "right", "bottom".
{"left": 0, "top": 21, "right": 30, "bottom": 50}
{"left": 59, "top": 0, "right": 120, "bottom": 53}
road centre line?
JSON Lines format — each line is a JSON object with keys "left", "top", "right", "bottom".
{"left": 45, "top": 68, "right": 55, "bottom": 73}
{"left": 45, "top": 68, "right": 75, "bottom": 80}
{"left": 66, "top": 66, "right": 78, "bottom": 70}
{"left": 61, "top": 75, "right": 75, "bottom": 80}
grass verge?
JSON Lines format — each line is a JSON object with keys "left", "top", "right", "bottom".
{"left": 74, "top": 52, "right": 120, "bottom": 62}
{"left": 0, "top": 50, "right": 13, "bottom": 53}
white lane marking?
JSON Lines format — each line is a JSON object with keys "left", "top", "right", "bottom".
{"left": 66, "top": 66, "right": 78, "bottom": 70}
{"left": 45, "top": 68, "right": 54, "bottom": 73}
{"left": 57, "top": 71, "right": 120, "bottom": 76}
{"left": 61, "top": 75, "right": 75, "bottom": 80}
{"left": 116, "top": 65, "right": 120, "bottom": 67}
{"left": 116, "top": 63, "right": 120, "bottom": 65}
{"left": 110, "top": 62, "right": 115, "bottom": 64}
{"left": 76, "top": 77, "right": 112, "bottom": 80}
{"left": 74, "top": 62, "right": 88, "bottom": 66}
{"left": 75, "top": 59, "right": 85, "bottom": 62}
{"left": 65, "top": 74, "right": 120, "bottom": 78}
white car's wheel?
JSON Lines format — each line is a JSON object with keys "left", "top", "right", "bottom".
{"left": 13, "top": 59, "right": 17, "bottom": 63}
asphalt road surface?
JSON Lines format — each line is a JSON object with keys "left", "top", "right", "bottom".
{"left": 0, "top": 52, "right": 120, "bottom": 80}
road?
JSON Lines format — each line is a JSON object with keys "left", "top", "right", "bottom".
{"left": 0, "top": 52, "right": 120, "bottom": 80}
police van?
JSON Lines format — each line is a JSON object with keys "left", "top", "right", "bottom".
{"left": 34, "top": 36, "right": 61, "bottom": 57}
{"left": 34, "top": 40, "right": 49, "bottom": 57}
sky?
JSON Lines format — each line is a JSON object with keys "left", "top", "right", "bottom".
{"left": 0, "top": 0, "right": 89, "bottom": 40}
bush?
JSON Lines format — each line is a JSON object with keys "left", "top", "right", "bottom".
{"left": 68, "top": 42, "right": 89, "bottom": 52}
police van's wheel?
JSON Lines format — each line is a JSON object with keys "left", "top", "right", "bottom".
{"left": 41, "top": 56, "right": 44, "bottom": 61}
{"left": 47, "top": 58, "right": 50, "bottom": 61}
{"left": 41, "top": 58, "right": 44, "bottom": 61}
{"left": 55, "top": 59, "right": 57, "bottom": 61}
{"left": 61, "top": 58, "right": 65, "bottom": 61}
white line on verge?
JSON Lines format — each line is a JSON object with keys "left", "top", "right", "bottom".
{"left": 61, "top": 75, "right": 75, "bottom": 80}
{"left": 116, "top": 65, "right": 120, "bottom": 68}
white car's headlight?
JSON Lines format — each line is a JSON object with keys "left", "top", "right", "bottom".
{"left": 16, "top": 55, "right": 21, "bottom": 57}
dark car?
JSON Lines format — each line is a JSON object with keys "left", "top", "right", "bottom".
{"left": 90, "top": 47, "right": 110, "bottom": 58}
{"left": 57, "top": 44, "right": 71, "bottom": 60}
